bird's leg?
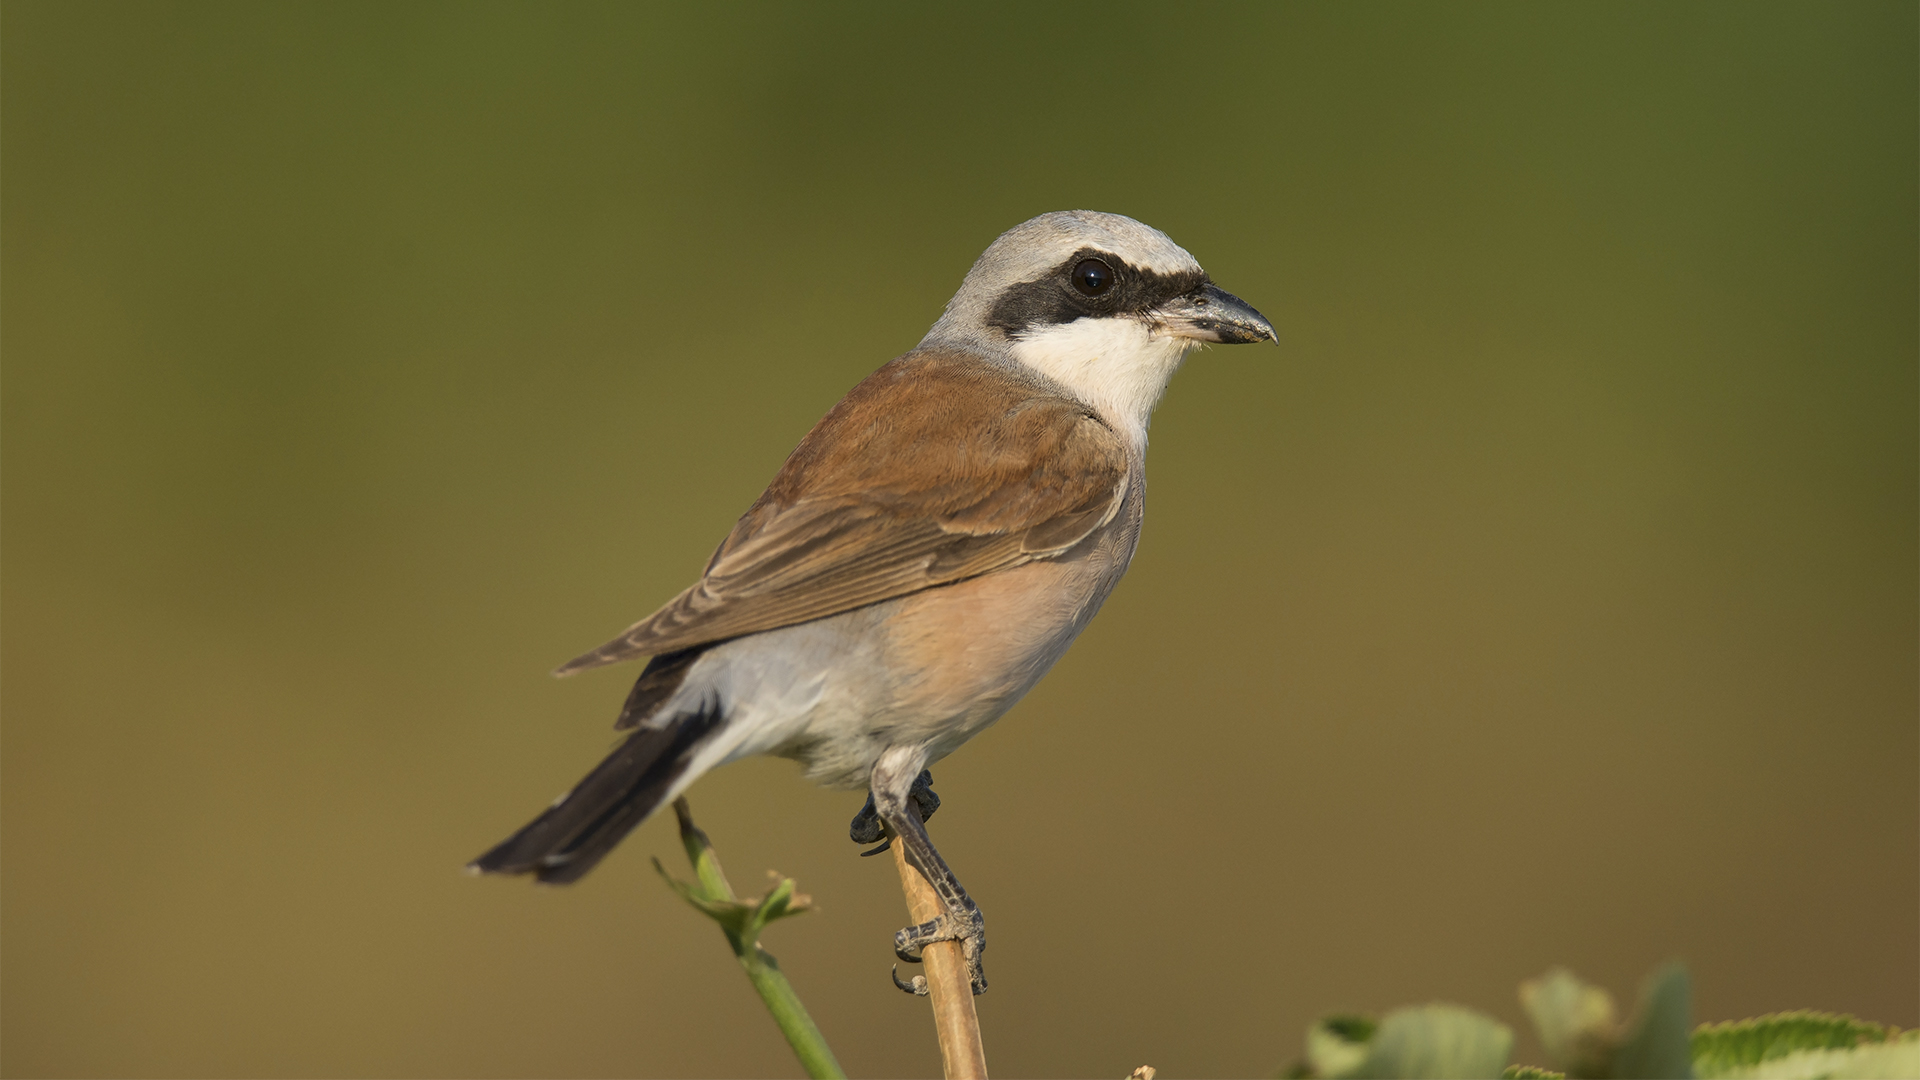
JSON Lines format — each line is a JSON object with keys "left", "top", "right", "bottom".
{"left": 870, "top": 770, "right": 986, "bottom": 995}
{"left": 848, "top": 769, "right": 939, "bottom": 856}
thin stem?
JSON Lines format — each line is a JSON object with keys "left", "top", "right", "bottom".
{"left": 738, "top": 945, "right": 844, "bottom": 1080}
{"left": 891, "top": 804, "right": 988, "bottom": 1079}
{"left": 667, "top": 798, "right": 847, "bottom": 1080}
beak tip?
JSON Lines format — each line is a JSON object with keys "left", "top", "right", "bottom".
{"left": 1162, "top": 284, "right": 1277, "bottom": 346}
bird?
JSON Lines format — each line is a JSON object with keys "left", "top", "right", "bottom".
{"left": 470, "top": 210, "right": 1276, "bottom": 995}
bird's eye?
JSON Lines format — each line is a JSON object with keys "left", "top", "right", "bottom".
{"left": 1071, "top": 258, "right": 1114, "bottom": 297}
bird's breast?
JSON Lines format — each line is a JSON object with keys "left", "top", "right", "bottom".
{"left": 875, "top": 484, "right": 1144, "bottom": 740}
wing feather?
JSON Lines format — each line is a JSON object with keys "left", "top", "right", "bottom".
{"left": 556, "top": 350, "right": 1128, "bottom": 675}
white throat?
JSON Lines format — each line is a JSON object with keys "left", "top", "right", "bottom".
{"left": 1007, "top": 317, "right": 1194, "bottom": 448}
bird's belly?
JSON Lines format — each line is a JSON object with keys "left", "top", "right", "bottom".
{"left": 876, "top": 556, "right": 1114, "bottom": 749}
{"left": 696, "top": 509, "right": 1138, "bottom": 790}
{"left": 786, "top": 530, "right": 1129, "bottom": 785}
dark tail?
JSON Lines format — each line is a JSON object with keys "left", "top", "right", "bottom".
{"left": 470, "top": 702, "right": 724, "bottom": 885}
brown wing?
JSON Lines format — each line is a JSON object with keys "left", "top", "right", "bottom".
{"left": 555, "top": 349, "right": 1129, "bottom": 675}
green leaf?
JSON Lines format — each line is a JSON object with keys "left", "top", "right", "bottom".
{"left": 1692, "top": 1012, "right": 1888, "bottom": 1071}
{"left": 750, "top": 872, "right": 814, "bottom": 929}
{"left": 1304, "top": 1015, "right": 1378, "bottom": 1079}
{"left": 652, "top": 859, "right": 811, "bottom": 945}
{"left": 1351, "top": 1004, "right": 1514, "bottom": 1080}
{"left": 1300, "top": 1006, "right": 1511, "bottom": 1079}
{"left": 653, "top": 857, "right": 754, "bottom": 935}
{"left": 1327, "top": 1017, "right": 1382, "bottom": 1042}
{"left": 1502, "top": 1067, "right": 1567, "bottom": 1079}
{"left": 1520, "top": 968, "right": 1619, "bottom": 1078}
{"left": 1611, "top": 963, "right": 1693, "bottom": 1079}
{"left": 1691, "top": 1013, "right": 1915, "bottom": 1080}
{"left": 1726, "top": 1031, "right": 1918, "bottom": 1080}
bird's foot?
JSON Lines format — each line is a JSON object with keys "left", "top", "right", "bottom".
{"left": 891, "top": 966, "right": 929, "bottom": 996}
{"left": 893, "top": 900, "right": 986, "bottom": 995}
{"left": 849, "top": 770, "right": 939, "bottom": 855}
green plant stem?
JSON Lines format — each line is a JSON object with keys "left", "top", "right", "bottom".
{"left": 736, "top": 945, "right": 842, "bottom": 1080}
{"left": 665, "top": 798, "right": 847, "bottom": 1080}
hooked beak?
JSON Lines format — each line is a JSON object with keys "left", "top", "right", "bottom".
{"left": 1156, "top": 283, "right": 1277, "bottom": 345}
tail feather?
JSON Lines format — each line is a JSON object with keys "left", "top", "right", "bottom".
{"left": 471, "top": 703, "right": 724, "bottom": 884}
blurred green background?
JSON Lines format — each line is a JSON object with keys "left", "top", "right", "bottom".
{"left": 3, "top": 3, "right": 1914, "bottom": 1077}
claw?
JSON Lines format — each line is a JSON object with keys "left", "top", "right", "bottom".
{"left": 891, "top": 904, "right": 987, "bottom": 995}
{"left": 849, "top": 795, "right": 886, "bottom": 846}
{"left": 862, "top": 766, "right": 986, "bottom": 993}
{"left": 893, "top": 917, "right": 938, "bottom": 963}
{"left": 891, "top": 965, "right": 929, "bottom": 996}
{"left": 850, "top": 770, "right": 941, "bottom": 848}
{"left": 906, "top": 770, "right": 940, "bottom": 821}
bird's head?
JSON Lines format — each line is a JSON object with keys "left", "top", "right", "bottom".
{"left": 925, "top": 210, "right": 1276, "bottom": 439}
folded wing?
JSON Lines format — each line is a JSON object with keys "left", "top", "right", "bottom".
{"left": 556, "top": 350, "right": 1129, "bottom": 675}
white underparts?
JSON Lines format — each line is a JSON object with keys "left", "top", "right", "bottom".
{"left": 1007, "top": 317, "right": 1196, "bottom": 447}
